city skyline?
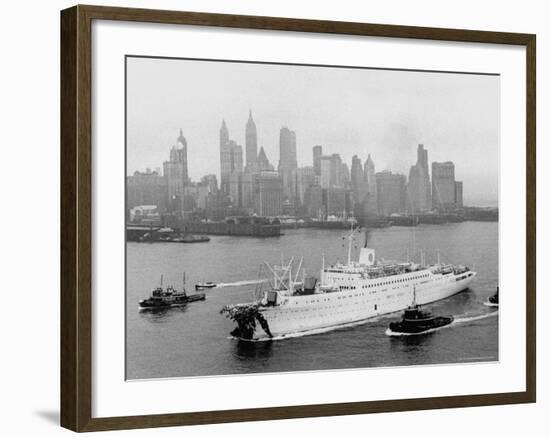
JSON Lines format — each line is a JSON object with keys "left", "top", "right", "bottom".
{"left": 127, "top": 57, "right": 499, "bottom": 206}
{"left": 128, "top": 121, "right": 481, "bottom": 211}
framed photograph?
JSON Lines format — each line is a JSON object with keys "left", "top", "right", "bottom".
{"left": 60, "top": 5, "right": 536, "bottom": 432}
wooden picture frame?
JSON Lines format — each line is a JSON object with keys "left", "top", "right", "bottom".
{"left": 60, "top": 4, "right": 536, "bottom": 432}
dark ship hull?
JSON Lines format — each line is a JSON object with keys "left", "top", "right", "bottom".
{"left": 139, "top": 292, "right": 205, "bottom": 309}
{"left": 195, "top": 282, "right": 216, "bottom": 290}
{"left": 484, "top": 286, "right": 499, "bottom": 307}
{"left": 389, "top": 315, "right": 454, "bottom": 334}
{"left": 139, "top": 297, "right": 187, "bottom": 309}
{"left": 139, "top": 273, "right": 206, "bottom": 310}
{"left": 388, "top": 303, "right": 454, "bottom": 335}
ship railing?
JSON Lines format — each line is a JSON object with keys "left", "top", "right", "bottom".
{"left": 432, "top": 264, "right": 454, "bottom": 275}
{"left": 452, "top": 265, "right": 469, "bottom": 274}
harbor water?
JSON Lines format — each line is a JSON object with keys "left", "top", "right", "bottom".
{"left": 126, "top": 221, "right": 498, "bottom": 379}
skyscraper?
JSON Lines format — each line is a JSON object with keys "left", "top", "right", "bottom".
{"left": 313, "top": 145, "right": 323, "bottom": 176}
{"left": 200, "top": 174, "right": 218, "bottom": 193}
{"left": 304, "top": 184, "right": 324, "bottom": 219}
{"left": 219, "top": 120, "right": 243, "bottom": 194}
{"left": 220, "top": 119, "right": 229, "bottom": 148}
{"left": 432, "top": 161, "right": 458, "bottom": 210}
{"left": 454, "top": 181, "right": 463, "bottom": 208}
{"left": 319, "top": 153, "right": 347, "bottom": 189}
{"left": 196, "top": 175, "right": 218, "bottom": 210}
{"left": 350, "top": 155, "right": 365, "bottom": 205}
{"left": 163, "top": 129, "right": 189, "bottom": 213}
{"left": 257, "top": 146, "right": 274, "bottom": 171}
{"left": 330, "top": 154, "right": 343, "bottom": 187}
{"left": 339, "top": 161, "right": 350, "bottom": 188}
{"left": 253, "top": 171, "right": 283, "bottom": 217}
{"left": 326, "top": 187, "right": 347, "bottom": 218}
{"left": 278, "top": 127, "right": 298, "bottom": 200}
{"left": 245, "top": 109, "right": 258, "bottom": 172}
{"left": 240, "top": 172, "right": 254, "bottom": 210}
{"left": 376, "top": 170, "right": 406, "bottom": 216}
{"left": 363, "top": 154, "right": 377, "bottom": 215}
{"left": 227, "top": 171, "right": 241, "bottom": 207}
{"left": 219, "top": 120, "right": 231, "bottom": 191}
{"left": 320, "top": 156, "right": 332, "bottom": 189}
{"left": 173, "top": 128, "right": 189, "bottom": 182}
{"left": 228, "top": 140, "right": 243, "bottom": 173}
{"left": 407, "top": 144, "right": 432, "bottom": 212}
{"left": 295, "top": 166, "right": 316, "bottom": 209}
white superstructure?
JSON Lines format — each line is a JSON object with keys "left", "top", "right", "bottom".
{"left": 222, "top": 229, "right": 476, "bottom": 340}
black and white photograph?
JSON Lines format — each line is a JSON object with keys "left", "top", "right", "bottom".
{"left": 125, "top": 56, "right": 500, "bottom": 380}
{"left": 1, "top": 0, "right": 544, "bottom": 434}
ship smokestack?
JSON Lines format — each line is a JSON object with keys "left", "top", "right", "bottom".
{"left": 363, "top": 227, "right": 371, "bottom": 248}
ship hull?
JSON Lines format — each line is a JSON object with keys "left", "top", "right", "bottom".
{"left": 250, "top": 271, "right": 475, "bottom": 340}
{"left": 388, "top": 316, "right": 454, "bottom": 334}
{"left": 138, "top": 292, "right": 205, "bottom": 309}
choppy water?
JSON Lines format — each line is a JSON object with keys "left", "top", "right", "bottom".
{"left": 126, "top": 222, "right": 498, "bottom": 379}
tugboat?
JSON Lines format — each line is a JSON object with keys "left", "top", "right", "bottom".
{"left": 387, "top": 286, "right": 454, "bottom": 335}
{"left": 139, "top": 274, "right": 206, "bottom": 310}
{"left": 195, "top": 281, "right": 217, "bottom": 291}
{"left": 484, "top": 285, "right": 499, "bottom": 307}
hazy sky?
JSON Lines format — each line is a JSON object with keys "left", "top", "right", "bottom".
{"left": 126, "top": 57, "right": 500, "bottom": 206}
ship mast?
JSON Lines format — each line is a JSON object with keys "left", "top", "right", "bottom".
{"left": 265, "top": 257, "right": 295, "bottom": 293}
{"left": 321, "top": 254, "right": 325, "bottom": 285}
{"left": 288, "top": 258, "right": 293, "bottom": 292}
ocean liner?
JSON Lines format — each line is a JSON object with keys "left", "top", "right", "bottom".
{"left": 221, "top": 228, "right": 476, "bottom": 340}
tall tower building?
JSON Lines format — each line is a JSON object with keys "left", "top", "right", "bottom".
{"left": 376, "top": 170, "right": 406, "bottom": 216}
{"left": 432, "top": 161, "right": 457, "bottom": 210}
{"left": 363, "top": 154, "right": 377, "bottom": 215}
{"left": 329, "top": 154, "right": 344, "bottom": 187}
{"left": 219, "top": 120, "right": 231, "bottom": 189}
{"left": 313, "top": 145, "right": 323, "bottom": 176}
{"left": 319, "top": 153, "right": 347, "bottom": 189}
{"left": 253, "top": 171, "right": 283, "bottom": 217}
{"left": 228, "top": 140, "right": 243, "bottom": 173}
{"left": 245, "top": 109, "right": 258, "bottom": 172}
{"left": 225, "top": 141, "right": 244, "bottom": 207}
{"left": 174, "top": 128, "right": 189, "bottom": 182}
{"left": 320, "top": 156, "right": 332, "bottom": 189}
{"left": 350, "top": 155, "right": 365, "bottom": 204}
{"left": 407, "top": 144, "right": 432, "bottom": 212}
{"left": 364, "top": 154, "right": 376, "bottom": 193}
{"left": 257, "top": 147, "right": 274, "bottom": 171}
{"left": 163, "top": 129, "right": 189, "bottom": 213}
{"left": 295, "top": 166, "right": 316, "bottom": 210}
{"left": 219, "top": 120, "right": 243, "bottom": 194}
{"left": 220, "top": 119, "right": 229, "bottom": 148}
{"left": 339, "top": 161, "right": 350, "bottom": 188}
{"left": 454, "top": 181, "right": 463, "bottom": 208}
{"left": 278, "top": 127, "right": 298, "bottom": 200}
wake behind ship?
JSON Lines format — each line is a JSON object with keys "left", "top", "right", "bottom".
{"left": 221, "top": 229, "right": 476, "bottom": 340}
